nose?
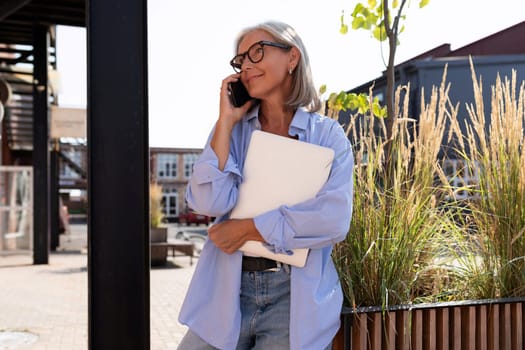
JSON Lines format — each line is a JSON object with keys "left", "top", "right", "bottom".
{"left": 240, "top": 59, "right": 253, "bottom": 72}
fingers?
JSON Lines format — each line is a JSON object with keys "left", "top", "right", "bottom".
{"left": 220, "top": 74, "right": 241, "bottom": 97}
{"left": 218, "top": 74, "right": 250, "bottom": 126}
{"left": 219, "top": 75, "right": 238, "bottom": 109}
{"left": 208, "top": 220, "right": 244, "bottom": 254}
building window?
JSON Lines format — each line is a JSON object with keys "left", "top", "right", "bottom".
{"left": 157, "top": 153, "right": 178, "bottom": 179}
{"left": 183, "top": 153, "right": 199, "bottom": 179}
{"left": 60, "top": 149, "right": 83, "bottom": 179}
{"left": 162, "top": 187, "right": 179, "bottom": 219}
{"left": 442, "top": 159, "right": 479, "bottom": 199}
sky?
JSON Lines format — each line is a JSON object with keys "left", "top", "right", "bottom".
{"left": 55, "top": 0, "right": 524, "bottom": 148}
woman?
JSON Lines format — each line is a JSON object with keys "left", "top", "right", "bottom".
{"left": 178, "top": 20, "right": 354, "bottom": 350}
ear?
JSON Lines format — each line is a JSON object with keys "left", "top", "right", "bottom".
{"left": 288, "top": 46, "right": 301, "bottom": 70}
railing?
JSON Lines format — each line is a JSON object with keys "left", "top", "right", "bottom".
{"left": 0, "top": 166, "right": 33, "bottom": 254}
{"left": 335, "top": 297, "right": 525, "bottom": 350}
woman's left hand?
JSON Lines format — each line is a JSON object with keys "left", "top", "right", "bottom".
{"left": 208, "top": 218, "right": 264, "bottom": 254}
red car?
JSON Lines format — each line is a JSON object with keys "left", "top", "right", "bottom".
{"left": 178, "top": 211, "right": 211, "bottom": 226}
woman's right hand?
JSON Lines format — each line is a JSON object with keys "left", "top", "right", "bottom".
{"left": 218, "top": 74, "right": 254, "bottom": 128}
{"left": 211, "top": 74, "right": 254, "bottom": 170}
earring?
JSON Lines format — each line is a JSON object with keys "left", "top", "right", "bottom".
{"left": 289, "top": 68, "right": 293, "bottom": 75}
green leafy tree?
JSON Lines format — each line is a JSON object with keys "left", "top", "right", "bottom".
{"left": 337, "top": 0, "right": 429, "bottom": 193}
{"left": 342, "top": 0, "right": 429, "bottom": 141}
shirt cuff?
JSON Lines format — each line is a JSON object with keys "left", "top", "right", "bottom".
{"left": 253, "top": 209, "right": 291, "bottom": 254}
{"left": 192, "top": 146, "right": 242, "bottom": 185}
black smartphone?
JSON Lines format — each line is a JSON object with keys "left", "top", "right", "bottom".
{"left": 228, "top": 80, "right": 252, "bottom": 107}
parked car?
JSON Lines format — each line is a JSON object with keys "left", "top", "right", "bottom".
{"left": 175, "top": 228, "right": 208, "bottom": 256}
{"left": 178, "top": 210, "right": 211, "bottom": 226}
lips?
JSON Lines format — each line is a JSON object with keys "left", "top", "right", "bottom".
{"left": 246, "top": 74, "right": 263, "bottom": 84}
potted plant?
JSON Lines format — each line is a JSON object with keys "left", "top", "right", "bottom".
{"left": 330, "top": 64, "right": 525, "bottom": 349}
{"left": 328, "top": 1, "right": 525, "bottom": 346}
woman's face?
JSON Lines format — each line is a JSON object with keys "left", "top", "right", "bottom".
{"left": 236, "top": 30, "right": 294, "bottom": 103}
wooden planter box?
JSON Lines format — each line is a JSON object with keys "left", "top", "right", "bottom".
{"left": 150, "top": 227, "right": 168, "bottom": 266}
{"left": 334, "top": 297, "right": 525, "bottom": 350}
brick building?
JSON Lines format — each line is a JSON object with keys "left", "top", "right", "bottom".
{"left": 149, "top": 147, "right": 202, "bottom": 222}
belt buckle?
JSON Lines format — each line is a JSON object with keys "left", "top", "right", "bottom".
{"left": 265, "top": 261, "right": 282, "bottom": 272}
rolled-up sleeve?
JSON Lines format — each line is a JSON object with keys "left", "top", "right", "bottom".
{"left": 186, "top": 141, "right": 243, "bottom": 218}
{"left": 253, "top": 121, "right": 354, "bottom": 252}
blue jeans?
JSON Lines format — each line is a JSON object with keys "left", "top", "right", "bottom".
{"left": 236, "top": 265, "right": 292, "bottom": 349}
{"left": 178, "top": 265, "right": 332, "bottom": 349}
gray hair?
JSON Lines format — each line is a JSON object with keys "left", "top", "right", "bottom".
{"left": 234, "top": 20, "right": 321, "bottom": 113}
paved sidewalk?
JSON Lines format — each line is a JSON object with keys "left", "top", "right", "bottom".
{"left": 0, "top": 225, "right": 195, "bottom": 350}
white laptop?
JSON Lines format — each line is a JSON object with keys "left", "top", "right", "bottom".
{"left": 230, "top": 130, "right": 335, "bottom": 267}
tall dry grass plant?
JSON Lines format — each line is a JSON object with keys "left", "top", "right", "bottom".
{"left": 150, "top": 182, "right": 165, "bottom": 228}
{"left": 447, "top": 61, "right": 525, "bottom": 299}
{"left": 331, "top": 70, "right": 459, "bottom": 308}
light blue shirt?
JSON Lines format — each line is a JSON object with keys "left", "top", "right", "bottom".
{"left": 178, "top": 106, "right": 354, "bottom": 350}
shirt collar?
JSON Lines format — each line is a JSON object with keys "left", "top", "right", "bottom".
{"left": 246, "top": 105, "right": 310, "bottom": 135}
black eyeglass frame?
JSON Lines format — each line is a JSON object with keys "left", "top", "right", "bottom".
{"left": 230, "top": 40, "right": 292, "bottom": 73}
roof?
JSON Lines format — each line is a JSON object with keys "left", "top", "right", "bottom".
{"left": 349, "top": 20, "right": 525, "bottom": 93}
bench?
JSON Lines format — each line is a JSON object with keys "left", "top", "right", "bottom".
{"left": 151, "top": 240, "right": 195, "bottom": 266}
{"left": 150, "top": 228, "right": 195, "bottom": 266}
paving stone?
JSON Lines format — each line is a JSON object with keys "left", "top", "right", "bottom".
{"left": 0, "top": 224, "right": 196, "bottom": 349}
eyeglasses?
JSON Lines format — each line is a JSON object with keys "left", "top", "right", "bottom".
{"left": 230, "top": 40, "right": 292, "bottom": 73}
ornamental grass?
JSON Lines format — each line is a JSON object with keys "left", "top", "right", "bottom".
{"left": 444, "top": 61, "right": 525, "bottom": 299}
{"left": 150, "top": 182, "right": 165, "bottom": 228}
{"left": 331, "top": 69, "right": 459, "bottom": 308}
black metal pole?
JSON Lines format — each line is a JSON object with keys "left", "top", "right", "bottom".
{"left": 87, "top": 0, "right": 150, "bottom": 349}
{"left": 32, "top": 24, "right": 50, "bottom": 265}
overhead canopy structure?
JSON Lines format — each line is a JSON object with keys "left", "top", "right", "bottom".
{"left": 0, "top": 0, "right": 85, "bottom": 152}
{"left": 0, "top": 0, "right": 85, "bottom": 44}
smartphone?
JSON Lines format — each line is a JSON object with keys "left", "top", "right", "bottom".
{"left": 228, "top": 80, "right": 252, "bottom": 107}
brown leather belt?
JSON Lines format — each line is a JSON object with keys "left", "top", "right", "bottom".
{"left": 242, "top": 256, "right": 279, "bottom": 271}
